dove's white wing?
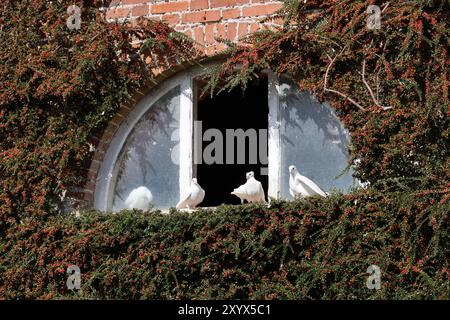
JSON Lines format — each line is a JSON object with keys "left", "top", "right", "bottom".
{"left": 232, "top": 183, "right": 247, "bottom": 194}
{"left": 190, "top": 184, "right": 205, "bottom": 207}
{"left": 231, "top": 183, "right": 249, "bottom": 204}
{"left": 125, "top": 186, "right": 153, "bottom": 210}
{"left": 289, "top": 175, "right": 298, "bottom": 197}
{"left": 243, "top": 178, "right": 266, "bottom": 203}
{"left": 290, "top": 175, "right": 305, "bottom": 196}
{"left": 296, "top": 174, "right": 327, "bottom": 197}
{"left": 195, "top": 187, "right": 205, "bottom": 206}
{"left": 176, "top": 189, "right": 193, "bottom": 209}
{"left": 289, "top": 187, "right": 296, "bottom": 198}
{"left": 258, "top": 183, "right": 266, "bottom": 202}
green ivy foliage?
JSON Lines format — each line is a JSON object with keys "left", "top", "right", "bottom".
{"left": 0, "top": 189, "right": 448, "bottom": 299}
{"left": 0, "top": 0, "right": 196, "bottom": 227}
{"left": 204, "top": 0, "right": 449, "bottom": 188}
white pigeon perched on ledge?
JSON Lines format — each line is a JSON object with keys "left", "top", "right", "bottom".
{"left": 176, "top": 178, "right": 205, "bottom": 209}
{"left": 231, "top": 171, "right": 266, "bottom": 204}
{"left": 125, "top": 186, "right": 153, "bottom": 210}
{"left": 288, "top": 165, "right": 327, "bottom": 198}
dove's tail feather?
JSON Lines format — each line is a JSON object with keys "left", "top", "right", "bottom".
{"left": 176, "top": 200, "right": 187, "bottom": 209}
{"left": 231, "top": 187, "right": 246, "bottom": 195}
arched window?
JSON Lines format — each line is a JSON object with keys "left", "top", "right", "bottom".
{"left": 94, "top": 66, "right": 355, "bottom": 211}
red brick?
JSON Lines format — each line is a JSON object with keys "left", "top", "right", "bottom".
{"left": 222, "top": 8, "right": 240, "bottom": 19}
{"left": 117, "top": 106, "right": 131, "bottom": 118}
{"left": 194, "top": 27, "right": 205, "bottom": 46}
{"left": 182, "top": 10, "right": 221, "bottom": 23}
{"left": 129, "top": 19, "right": 139, "bottom": 28}
{"left": 182, "top": 11, "right": 205, "bottom": 23}
{"left": 217, "top": 42, "right": 226, "bottom": 51}
{"left": 249, "top": 23, "right": 260, "bottom": 33}
{"left": 210, "top": 0, "right": 248, "bottom": 8}
{"left": 151, "top": 1, "right": 189, "bottom": 14}
{"left": 132, "top": 5, "right": 149, "bottom": 17}
{"left": 205, "top": 10, "right": 221, "bottom": 22}
{"left": 216, "top": 23, "right": 226, "bottom": 39}
{"left": 84, "top": 192, "right": 94, "bottom": 203}
{"left": 92, "top": 150, "right": 105, "bottom": 163}
{"left": 242, "top": 3, "right": 282, "bottom": 17}
{"left": 121, "top": 101, "right": 133, "bottom": 111}
{"left": 272, "top": 17, "right": 284, "bottom": 25}
{"left": 183, "top": 29, "right": 194, "bottom": 39}
{"left": 106, "top": 7, "right": 130, "bottom": 20}
{"left": 206, "top": 45, "right": 216, "bottom": 56}
{"left": 216, "top": 23, "right": 227, "bottom": 51}
{"left": 163, "top": 13, "right": 181, "bottom": 24}
{"left": 110, "top": 114, "right": 124, "bottom": 126}
{"left": 238, "top": 22, "right": 249, "bottom": 39}
{"left": 205, "top": 24, "right": 215, "bottom": 44}
{"left": 226, "top": 22, "right": 237, "bottom": 41}
{"left": 96, "top": 138, "right": 110, "bottom": 154}
{"left": 190, "top": 0, "right": 209, "bottom": 10}
{"left": 84, "top": 181, "right": 96, "bottom": 193}
{"left": 87, "top": 165, "right": 100, "bottom": 181}
{"left": 121, "top": 0, "right": 147, "bottom": 4}
{"left": 102, "top": 129, "right": 117, "bottom": 142}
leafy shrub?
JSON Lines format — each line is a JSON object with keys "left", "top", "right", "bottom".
{"left": 0, "top": 188, "right": 448, "bottom": 299}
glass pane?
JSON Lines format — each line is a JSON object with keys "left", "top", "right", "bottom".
{"left": 279, "top": 78, "right": 355, "bottom": 199}
{"left": 111, "top": 86, "right": 180, "bottom": 210}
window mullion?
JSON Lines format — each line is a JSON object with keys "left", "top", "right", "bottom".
{"left": 179, "top": 76, "right": 194, "bottom": 201}
{"left": 267, "top": 71, "right": 281, "bottom": 199}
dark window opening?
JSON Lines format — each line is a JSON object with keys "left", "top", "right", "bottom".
{"left": 195, "top": 77, "right": 269, "bottom": 206}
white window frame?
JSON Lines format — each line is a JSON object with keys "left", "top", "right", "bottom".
{"left": 94, "top": 66, "right": 287, "bottom": 211}
{"left": 266, "top": 70, "right": 282, "bottom": 199}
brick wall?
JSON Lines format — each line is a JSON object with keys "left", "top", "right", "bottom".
{"left": 106, "top": 0, "right": 283, "bottom": 55}
{"left": 75, "top": 1, "right": 283, "bottom": 209}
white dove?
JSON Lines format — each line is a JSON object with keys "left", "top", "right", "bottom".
{"left": 125, "top": 186, "right": 153, "bottom": 210}
{"left": 288, "top": 165, "right": 327, "bottom": 198}
{"left": 231, "top": 171, "right": 266, "bottom": 204}
{"left": 176, "top": 178, "right": 205, "bottom": 209}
